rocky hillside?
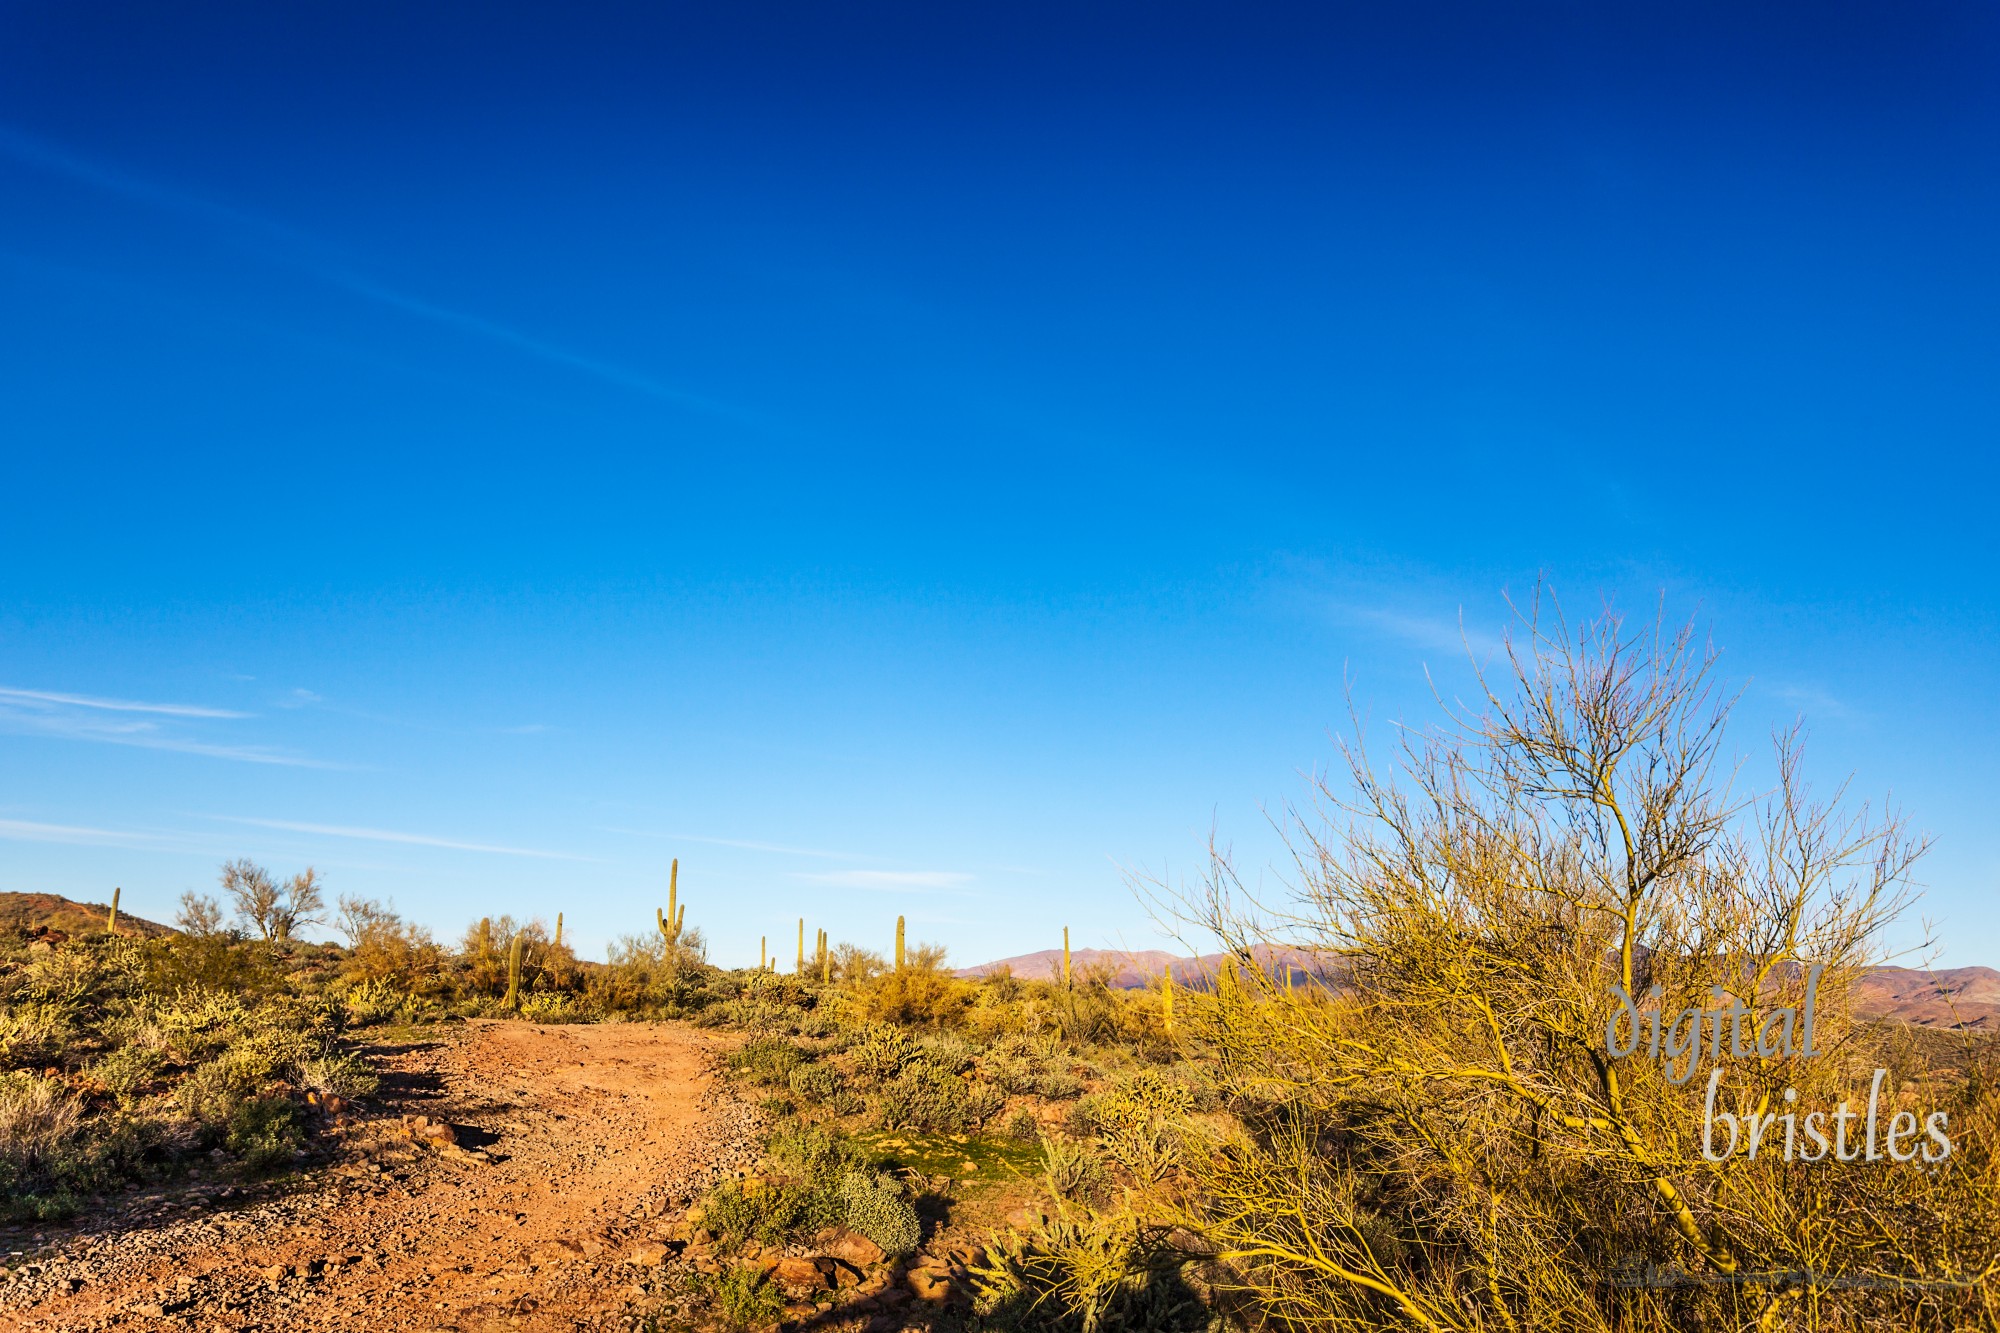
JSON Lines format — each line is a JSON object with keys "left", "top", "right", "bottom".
{"left": 0, "top": 890, "right": 175, "bottom": 939}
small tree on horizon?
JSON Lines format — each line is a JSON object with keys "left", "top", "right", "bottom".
{"left": 220, "top": 859, "right": 327, "bottom": 941}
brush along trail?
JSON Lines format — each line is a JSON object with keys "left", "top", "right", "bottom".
{"left": 0, "top": 1020, "right": 764, "bottom": 1332}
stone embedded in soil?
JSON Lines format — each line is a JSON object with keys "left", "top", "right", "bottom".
{"left": 813, "top": 1226, "right": 886, "bottom": 1267}
{"left": 907, "top": 1266, "right": 957, "bottom": 1302}
{"left": 623, "top": 1241, "right": 671, "bottom": 1267}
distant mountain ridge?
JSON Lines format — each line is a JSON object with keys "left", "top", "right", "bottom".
{"left": 0, "top": 891, "right": 175, "bottom": 939}
{"left": 957, "top": 944, "right": 1343, "bottom": 989}
{"left": 960, "top": 948, "right": 2000, "bottom": 1030}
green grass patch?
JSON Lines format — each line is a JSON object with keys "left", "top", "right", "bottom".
{"left": 853, "top": 1127, "right": 1045, "bottom": 1182}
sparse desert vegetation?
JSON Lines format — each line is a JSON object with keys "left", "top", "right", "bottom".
{"left": 3, "top": 606, "right": 1997, "bottom": 1332}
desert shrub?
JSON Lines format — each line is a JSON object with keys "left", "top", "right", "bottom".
{"left": 13, "top": 946, "right": 104, "bottom": 1006}
{"left": 225, "top": 1094, "right": 303, "bottom": 1172}
{"left": 709, "top": 998, "right": 806, "bottom": 1034}
{"left": 706, "top": 1262, "right": 784, "bottom": 1329}
{"left": 978, "top": 966, "right": 1026, "bottom": 1004}
{"left": 1155, "top": 1061, "right": 1220, "bottom": 1114}
{"left": 705, "top": 1172, "right": 840, "bottom": 1245}
{"left": 986, "top": 1051, "right": 1037, "bottom": 1095}
{"left": 787, "top": 1061, "right": 844, "bottom": 1106}
{"left": 588, "top": 931, "right": 711, "bottom": 1016}
{"left": 0, "top": 1071, "right": 157, "bottom": 1219}
{"left": 91, "top": 1045, "right": 166, "bottom": 1104}
{"left": 849, "top": 1024, "right": 920, "bottom": 1083}
{"left": 1004, "top": 1107, "right": 1042, "bottom": 1141}
{"left": 918, "top": 1032, "right": 977, "bottom": 1073}
{"left": 973, "top": 1205, "right": 1208, "bottom": 1333}
{"left": 855, "top": 966, "right": 971, "bottom": 1028}
{"left": 0, "top": 1000, "right": 75, "bottom": 1070}
{"left": 1035, "top": 1069, "right": 1087, "bottom": 1101}
{"left": 1090, "top": 1071, "right": 1194, "bottom": 1184}
{"left": 830, "top": 943, "right": 886, "bottom": 985}
{"left": 699, "top": 1122, "right": 916, "bottom": 1256}
{"left": 965, "top": 1079, "right": 1007, "bottom": 1126}
{"left": 0, "top": 1072, "right": 80, "bottom": 1181}
{"left": 155, "top": 988, "right": 256, "bottom": 1062}
{"left": 517, "top": 991, "right": 592, "bottom": 1023}
{"left": 334, "top": 896, "right": 444, "bottom": 990}
{"left": 875, "top": 1058, "right": 972, "bottom": 1133}
{"left": 293, "top": 1052, "right": 380, "bottom": 1099}
{"left": 1050, "top": 982, "right": 1117, "bottom": 1045}
{"left": 770, "top": 1119, "right": 860, "bottom": 1178}
{"left": 140, "top": 930, "right": 272, "bottom": 995}
{"left": 729, "top": 1037, "right": 807, "bottom": 1087}
{"left": 839, "top": 1169, "right": 921, "bottom": 1256}
{"left": 1039, "top": 1135, "right": 1104, "bottom": 1202}
{"left": 175, "top": 1055, "right": 255, "bottom": 1128}
{"left": 340, "top": 977, "right": 405, "bottom": 1027}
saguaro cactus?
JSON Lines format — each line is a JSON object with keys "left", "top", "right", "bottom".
{"left": 817, "top": 928, "right": 829, "bottom": 984}
{"left": 1160, "top": 970, "right": 1174, "bottom": 1036}
{"left": 106, "top": 887, "right": 120, "bottom": 934}
{"left": 1062, "top": 927, "right": 1072, "bottom": 991}
{"left": 478, "top": 917, "right": 493, "bottom": 957}
{"left": 505, "top": 930, "right": 525, "bottom": 1011}
{"left": 657, "top": 859, "right": 686, "bottom": 949}
{"left": 895, "top": 916, "right": 906, "bottom": 972}
{"left": 555, "top": 911, "right": 564, "bottom": 949}
{"left": 797, "top": 918, "right": 805, "bottom": 974}
{"left": 760, "top": 936, "right": 767, "bottom": 971}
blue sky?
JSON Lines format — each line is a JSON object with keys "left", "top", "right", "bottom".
{"left": 1, "top": 2, "right": 1995, "bottom": 966}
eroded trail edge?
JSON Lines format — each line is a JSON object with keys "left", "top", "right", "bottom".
{"left": 1, "top": 1020, "right": 761, "bottom": 1332}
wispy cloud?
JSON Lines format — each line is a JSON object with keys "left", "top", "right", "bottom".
{"left": 0, "top": 685, "right": 332, "bottom": 767}
{"left": 0, "top": 685, "right": 247, "bottom": 718}
{"left": 0, "top": 124, "right": 751, "bottom": 421}
{"left": 0, "top": 817, "right": 198, "bottom": 853}
{"left": 1768, "top": 682, "right": 1860, "bottom": 723}
{"left": 1334, "top": 604, "right": 1503, "bottom": 658}
{"left": 207, "top": 816, "right": 589, "bottom": 861}
{"left": 792, "top": 870, "right": 975, "bottom": 892}
{"left": 603, "top": 829, "right": 863, "bottom": 861}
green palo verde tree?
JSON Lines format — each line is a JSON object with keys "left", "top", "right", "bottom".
{"left": 1165, "top": 594, "right": 1998, "bottom": 1331}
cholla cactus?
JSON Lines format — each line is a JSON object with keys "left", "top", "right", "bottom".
{"left": 658, "top": 859, "right": 686, "bottom": 949}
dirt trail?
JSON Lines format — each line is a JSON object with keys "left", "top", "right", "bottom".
{"left": 0, "top": 1020, "right": 761, "bottom": 1333}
